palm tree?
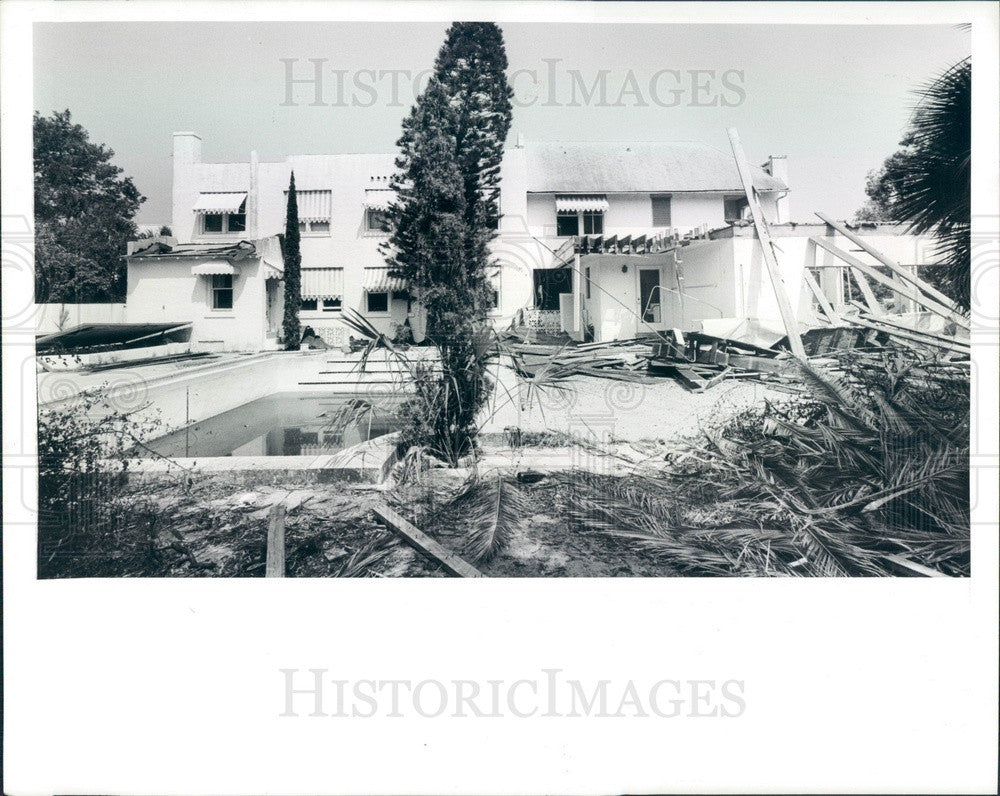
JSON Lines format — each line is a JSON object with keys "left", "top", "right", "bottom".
{"left": 890, "top": 57, "right": 971, "bottom": 310}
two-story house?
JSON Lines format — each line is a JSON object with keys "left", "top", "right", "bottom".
{"left": 125, "top": 132, "right": 790, "bottom": 350}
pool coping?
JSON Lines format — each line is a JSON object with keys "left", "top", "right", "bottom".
{"left": 126, "top": 432, "right": 402, "bottom": 484}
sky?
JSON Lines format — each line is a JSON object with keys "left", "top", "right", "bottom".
{"left": 33, "top": 21, "right": 970, "bottom": 225}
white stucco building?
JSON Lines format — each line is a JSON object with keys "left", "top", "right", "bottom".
{"left": 126, "top": 132, "right": 795, "bottom": 350}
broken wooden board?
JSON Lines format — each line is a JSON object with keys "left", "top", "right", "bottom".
{"left": 372, "top": 504, "right": 483, "bottom": 578}
{"left": 815, "top": 212, "right": 965, "bottom": 314}
{"left": 802, "top": 267, "right": 843, "bottom": 324}
{"left": 728, "top": 128, "right": 807, "bottom": 359}
{"left": 266, "top": 504, "right": 286, "bottom": 578}
{"left": 848, "top": 316, "right": 971, "bottom": 356}
{"left": 811, "top": 235, "right": 969, "bottom": 330}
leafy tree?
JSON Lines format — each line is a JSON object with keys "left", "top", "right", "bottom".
{"left": 34, "top": 110, "right": 145, "bottom": 302}
{"left": 282, "top": 171, "right": 302, "bottom": 349}
{"left": 854, "top": 58, "right": 970, "bottom": 309}
{"left": 854, "top": 147, "right": 915, "bottom": 223}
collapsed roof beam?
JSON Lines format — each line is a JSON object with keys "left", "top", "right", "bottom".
{"left": 815, "top": 212, "right": 967, "bottom": 321}
{"left": 728, "top": 128, "right": 806, "bottom": 359}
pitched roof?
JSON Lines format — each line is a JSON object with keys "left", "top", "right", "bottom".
{"left": 522, "top": 141, "right": 787, "bottom": 193}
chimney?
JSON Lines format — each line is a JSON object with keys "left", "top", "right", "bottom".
{"left": 762, "top": 155, "right": 789, "bottom": 223}
{"left": 515, "top": 130, "right": 525, "bottom": 148}
{"left": 173, "top": 132, "right": 202, "bottom": 166}
{"left": 172, "top": 133, "right": 202, "bottom": 243}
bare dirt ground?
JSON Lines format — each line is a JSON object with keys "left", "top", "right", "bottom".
{"left": 131, "top": 467, "right": 697, "bottom": 578}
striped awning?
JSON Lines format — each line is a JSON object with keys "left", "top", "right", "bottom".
{"left": 301, "top": 268, "right": 344, "bottom": 299}
{"left": 191, "top": 260, "right": 239, "bottom": 276}
{"left": 286, "top": 190, "right": 332, "bottom": 222}
{"left": 363, "top": 268, "right": 407, "bottom": 292}
{"left": 263, "top": 259, "right": 284, "bottom": 280}
{"left": 556, "top": 194, "right": 609, "bottom": 213}
{"left": 192, "top": 192, "right": 247, "bottom": 214}
{"left": 364, "top": 189, "right": 394, "bottom": 210}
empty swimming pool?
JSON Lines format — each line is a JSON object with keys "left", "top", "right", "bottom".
{"left": 144, "top": 392, "right": 403, "bottom": 458}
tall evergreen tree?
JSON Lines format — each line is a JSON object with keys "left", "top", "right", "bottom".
{"left": 432, "top": 22, "right": 514, "bottom": 237}
{"left": 383, "top": 80, "right": 489, "bottom": 460}
{"left": 380, "top": 23, "right": 514, "bottom": 462}
{"left": 385, "top": 80, "right": 471, "bottom": 331}
{"left": 282, "top": 171, "right": 302, "bottom": 349}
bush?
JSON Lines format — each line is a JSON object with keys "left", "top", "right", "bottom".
{"left": 37, "top": 389, "right": 165, "bottom": 578}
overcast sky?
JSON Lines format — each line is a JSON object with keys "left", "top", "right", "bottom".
{"left": 33, "top": 21, "right": 970, "bottom": 225}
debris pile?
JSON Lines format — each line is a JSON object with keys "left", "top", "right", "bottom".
{"left": 506, "top": 338, "right": 656, "bottom": 383}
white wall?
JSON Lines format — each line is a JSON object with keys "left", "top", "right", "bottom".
{"left": 169, "top": 133, "right": 791, "bottom": 347}
{"left": 126, "top": 256, "right": 270, "bottom": 351}
{"left": 35, "top": 303, "right": 127, "bottom": 334}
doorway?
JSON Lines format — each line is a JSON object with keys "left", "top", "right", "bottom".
{"left": 638, "top": 267, "right": 662, "bottom": 324}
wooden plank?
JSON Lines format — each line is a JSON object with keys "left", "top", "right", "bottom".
{"left": 671, "top": 365, "right": 712, "bottom": 392}
{"left": 848, "top": 316, "right": 971, "bottom": 355}
{"left": 811, "top": 237, "right": 970, "bottom": 329}
{"left": 372, "top": 504, "right": 484, "bottom": 578}
{"left": 815, "top": 212, "right": 964, "bottom": 314}
{"left": 802, "top": 267, "right": 842, "bottom": 324}
{"left": 848, "top": 302, "right": 970, "bottom": 347}
{"left": 727, "top": 353, "right": 793, "bottom": 374}
{"left": 848, "top": 266, "right": 885, "bottom": 316}
{"left": 266, "top": 504, "right": 286, "bottom": 578}
{"left": 728, "top": 128, "right": 806, "bottom": 359}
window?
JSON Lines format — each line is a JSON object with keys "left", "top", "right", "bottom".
{"left": 211, "top": 274, "right": 234, "bottom": 310}
{"left": 582, "top": 212, "right": 603, "bottom": 235}
{"left": 202, "top": 201, "right": 246, "bottom": 234}
{"left": 651, "top": 195, "right": 672, "bottom": 227}
{"left": 724, "top": 197, "right": 749, "bottom": 223}
{"left": 366, "top": 209, "right": 390, "bottom": 233}
{"left": 366, "top": 291, "right": 389, "bottom": 313}
{"left": 557, "top": 211, "right": 604, "bottom": 236}
{"left": 301, "top": 297, "right": 341, "bottom": 312}
{"left": 585, "top": 267, "right": 591, "bottom": 300}
{"left": 298, "top": 220, "right": 330, "bottom": 235}
{"left": 556, "top": 213, "right": 579, "bottom": 237}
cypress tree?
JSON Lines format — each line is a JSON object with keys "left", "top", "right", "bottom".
{"left": 282, "top": 171, "right": 302, "bottom": 350}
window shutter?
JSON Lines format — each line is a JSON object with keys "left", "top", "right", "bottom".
{"left": 651, "top": 195, "right": 672, "bottom": 227}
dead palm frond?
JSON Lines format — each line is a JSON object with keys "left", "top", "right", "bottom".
{"left": 671, "top": 345, "right": 970, "bottom": 576}
{"left": 332, "top": 533, "right": 397, "bottom": 577}
{"left": 421, "top": 468, "right": 531, "bottom": 563}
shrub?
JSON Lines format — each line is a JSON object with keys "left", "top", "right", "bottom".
{"left": 37, "top": 388, "right": 165, "bottom": 578}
